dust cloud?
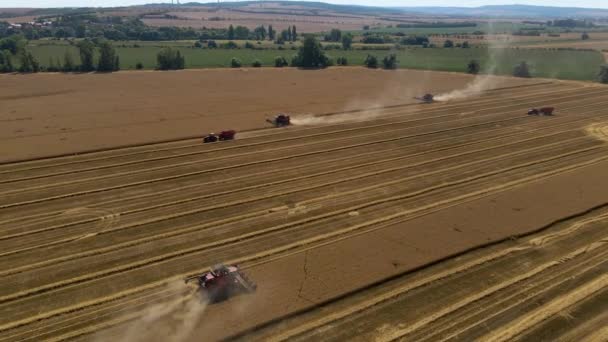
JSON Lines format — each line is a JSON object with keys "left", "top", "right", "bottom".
{"left": 434, "top": 74, "right": 497, "bottom": 101}
{"left": 435, "top": 23, "right": 504, "bottom": 102}
{"left": 290, "top": 108, "right": 384, "bottom": 126}
{"left": 290, "top": 70, "right": 426, "bottom": 126}
{"left": 97, "top": 282, "right": 207, "bottom": 342}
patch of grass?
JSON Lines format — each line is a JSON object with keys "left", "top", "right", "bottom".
{"left": 25, "top": 43, "right": 605, "bottom": 81}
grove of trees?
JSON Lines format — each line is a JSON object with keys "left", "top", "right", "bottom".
{"left": 513, "top": 61, "right": 531, "bottom": 78}
{"left": 291, "top": 35, "right": 331, "bottom": 68}
{"left": 467, "top": 60, "right": 480, "bottom": 74}
{"left": 382, "top": 54, "right": 398, "bottom": 69}
{"left": 364, "top": 54, "right": 378, "bottom": 68}
{"left": 97, "top": 42, "right": 119, "bottom": 72}
{"left": 156, "top": 47, "right": 185, "bottom": 70}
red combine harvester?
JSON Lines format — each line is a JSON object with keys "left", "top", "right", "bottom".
{"left": 528, "top": 107, "right": 555, "bottom": 116}
{"left": 267, "top": 114, "right": 291, "bottom": 127}
{"left": 415, "top": 94, "right": 435, "bottom": 103}
{"left": 185, "top": 264, "right": 257, "bottom": 303}
{"left": 203, "top": 130, "right": 236, "bottom": 143}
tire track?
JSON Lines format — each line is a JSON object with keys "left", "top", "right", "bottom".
{"left": 0, "top": 145, "right": 603, "bottom": 311}
{"left": 4, "top": 91, "right": 607, "bottom": 209}
{"left": 2, "top": 106, "right": 592, "bottom": 228}
{"left": 2, "top": 151, "right": 605, "bottom": 339}
{"left": 0, "top": 82, "right": 573, "bottom": 175}
{"left": 278, "top": 219, "right": 608, "bottom": 342}
{"left": 0, "top": 133, "right": 592, "bottom": 265}
{"left": 477, "top": 274, "right": 608, "bottom": 342}
{"left": 0, "top": 85, "right": 597, "bottom": 187}
{"left": 0, "top": 120, "right": 591, "bottom": 242}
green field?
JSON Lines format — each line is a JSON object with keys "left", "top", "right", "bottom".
{"left": 26, "top": 42, "right": 605, "bottom": 81}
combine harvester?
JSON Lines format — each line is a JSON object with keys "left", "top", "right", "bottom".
{"left": 185, "top": 264, "right": 257, "bottom": 303}
{"left": 528, "top": 107, "right": 555, "bottom": 116}
{"left": 267, "top": 114, "right": 291, "bottom": 127}
{"left": 203, "top": 130, "right": 236, "bottom": 143}
{"left": 414, "top": 93, "right": 435, "bottom": 103}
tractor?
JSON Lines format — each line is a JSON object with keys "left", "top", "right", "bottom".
{"left": 415, "top": 94, "right": 435, "bottom": 103}
{"left": 267, "top": 114, "right": 291, "bottom": 127}
{"left": 203, "top": 130, "right": 236, "bottom": 143}
{"left": 185, "top": 264, "right": 257, "bottom": 303}
{"left": 527, "top": 107, "right": 555, "bottom": 116}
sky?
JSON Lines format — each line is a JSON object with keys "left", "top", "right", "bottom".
{"left": 3, "top": 0, "right": 608, "bottom": 9}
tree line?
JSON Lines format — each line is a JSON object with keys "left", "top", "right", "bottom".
{"left": 1, "top": 14, "right": 300, "bottom": 43}
{"left": 0, "top": 35, "right": 119, "bottom": 73}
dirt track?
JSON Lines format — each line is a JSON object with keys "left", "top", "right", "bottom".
{"left": 0, "top": 69, "right": 537, "bottom": 163}
{"left": 1, "top": 80, "right": 608, "bottom": 341}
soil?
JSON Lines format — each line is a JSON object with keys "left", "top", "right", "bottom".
{"left": 0, "top": 68, "right": 537, "bottom": 163}
{"left": 0, "top": 75, "right": 607, "bottom": 342}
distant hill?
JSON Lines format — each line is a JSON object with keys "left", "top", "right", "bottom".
{"left": 394, "top": 4, "right": 608, "bottom": 18}
{"left": 2, "top": 1, "right": 608, "bottom": 20}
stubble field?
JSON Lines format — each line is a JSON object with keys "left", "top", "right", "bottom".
{"left": 1, "top": 76, "right": 607, "bottom": 341}
{"left": 0, "top": 68, "right": 538, "bottom": 163}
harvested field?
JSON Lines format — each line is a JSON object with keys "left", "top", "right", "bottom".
{"left": 0, "top": 69, "right": 538, "bottom": 163}
{"left": 1, "top": 79, "right": 608, "bottom": 341}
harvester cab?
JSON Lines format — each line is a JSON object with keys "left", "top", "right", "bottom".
{"left": 185, "top": 264, "right": 256, "bottom": 303}
{"left": 203, "top": 133, "right": 218, "bottom": 143}
{"left": 415, "top": 94, "right": 435, "bottom": 103}
{"left": 267, "top": 114, "right": 291, "bottom": 127}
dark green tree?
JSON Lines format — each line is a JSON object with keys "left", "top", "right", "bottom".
{"left": 461, "top": 41, "right": 470, "bottom": 48}
{"left": 443, "top": 39, "right": 454, "bottom": 48}
{"left": 287, "top": 26, "right": 292, "bottom": 41}
{"left": 326, "top": 29, "right": 342, "bottom": 42}
{"left": 18, "top": 50, "right": 40, "bottom": 73}
{"left": 280, "top": 29, "right": 289, "bottom": 42}
{"left": 230, "top": 57, "right": 242, "bottom": 68}
{"left": 0, "top": 35, "right": 25, "bottom": 54}
{"left": 274, "top": 56, "right": 288, "bottom": 67}
{"left": 513, "top": 61, "right": 531, "bottom": 78}
{"left": 598, "top": 65, "right": 608, "bottom": 84}
{"left": 234, "top": 26, "right": 250, "bottom": 39}
{"left": 336, "top": 56, "right": 348, "bottom": 66}
{"left": 291, "top": 25, "right": 297, "bottom": 41}
{"left": 582, "top": 32, "right": 590, "bottom": 40}
{"left": 0, "top": 50, "right": 14, "bottom": 72}
{"left": 467, "top": 59, "right": 480, "bottom": 74}
{"left": 382, "top": 53, "right": 398, "bottom": 69}
{"left": 156, "top": 47, "right": 185, "bottom": 70}
{"left": 77, "top": 40, "right": 95, "bottom": 72}
{"left": 97, "top": 42, "right": 119, "bottom": 72}
{"left": 292, "top": 35, "right": 331, "bottom": 68}
{"left": 251, "top": 59, "right": 262, "bottom": 67}
{"left": 341, "top": 33, "right": 353, "bottom": 50}
{"left": 228, "top": 25, "right": 235, "bottom": 40}
{"left": 268, "top": 25, "right": 275, "bottom": 40}
{"left": 254, "top": 25, "right": 266, "bottom": 40}
{"left": 364, "top": 54, "right": 378, "bottom": 68}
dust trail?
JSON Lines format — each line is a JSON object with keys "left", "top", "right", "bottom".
{"left": 98, "top": 282, "right": 207, "bottom": 342}
{"left": 290, "top": 84, "right": 401, "bottom": 126}
{"left": 290, "top": 108, "right": 384, "bottom": 126}
{"left": 434, "top": 74, "right": 498, "bottom": 101}
{"left": 435, "top": 23, "right": 504, "bottom": 102}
